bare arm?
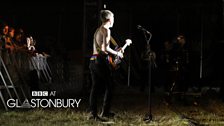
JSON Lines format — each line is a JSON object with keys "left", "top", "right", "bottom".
{"left": 102, "top": 28, "right": 117, "bottom": 55}
{"left": 103, "top": 28, "right": 123, "bottom": 58}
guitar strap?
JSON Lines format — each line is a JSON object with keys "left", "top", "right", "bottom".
{"left": 110, "top": 36, "right": 118, "bottom": 47}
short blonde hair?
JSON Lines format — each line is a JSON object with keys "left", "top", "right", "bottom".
{"left": 100, "top": 10, "right": 114, "bottom": 23}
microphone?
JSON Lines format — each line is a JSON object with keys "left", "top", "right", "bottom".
{"left": 137, "top": 25, "right": 151, "bottom": 34}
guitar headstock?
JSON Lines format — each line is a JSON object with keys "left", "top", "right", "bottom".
{"left": 125, "top": 39, "right": 132, "bottom": 46}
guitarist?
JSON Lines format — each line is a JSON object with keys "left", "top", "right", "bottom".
{"left": 88, "top": 10, "right": 125, "bottom": 121}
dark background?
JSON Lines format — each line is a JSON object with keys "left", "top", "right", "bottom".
{"left": 1, "top": 0, "right": 224, "bottom": 93}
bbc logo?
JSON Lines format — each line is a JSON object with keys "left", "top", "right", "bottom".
{"left": 32, "top": 91, "right": 48, "bottom": 96}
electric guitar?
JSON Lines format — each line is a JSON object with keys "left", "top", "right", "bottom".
{"left": 107, "top": 39, "right": 132, "bottom": 69}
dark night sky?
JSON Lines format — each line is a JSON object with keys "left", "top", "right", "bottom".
{"left": 0, "top": 0, "right": 222, "bottom": 50}
{"left": 0, "top": 0, "right": 223, "bottom": 82}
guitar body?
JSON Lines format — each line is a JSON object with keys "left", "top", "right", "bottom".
{"left": 107, "top": 48, "right": 122, "bottom": 70}
{"left": 107, "top": 39, "right": 132, "bottom": 70}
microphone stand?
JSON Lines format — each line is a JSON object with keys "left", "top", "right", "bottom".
{"left": 141, "top": 29, "right": 153, "bottom": 122}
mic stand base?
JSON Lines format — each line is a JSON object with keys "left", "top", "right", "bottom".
{"left": 143, "top": 113, "right": 152, "bottom": 122}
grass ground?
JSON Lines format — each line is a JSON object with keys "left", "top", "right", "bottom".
{"left": 1, "top": 85, "right": 224, "bottom": 126}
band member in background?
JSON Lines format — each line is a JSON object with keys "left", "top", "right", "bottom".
{"left": 88, "top": 10, "right": 124, "bottom": 121}
{"left": 163, "top": 35, "right": 190, "bottom": 103}
{"left": 171, "top": 34, "right": 190, "bottom": 93}
{"left": 159, "top": 40, "right": 174, "bottom": 93}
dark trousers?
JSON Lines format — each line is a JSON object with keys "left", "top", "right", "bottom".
{"left": 89, "top": 55, "right": 113, "bottom": 116}
{"left": 164, "top": 69, "right": 189, "bottom": 93}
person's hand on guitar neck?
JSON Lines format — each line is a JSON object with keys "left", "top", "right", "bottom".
{"left": 116, "top": 51, "right": 124, "bottom": 59}
{"left": 115, "top": 38, "right": 132, "bottom": 59}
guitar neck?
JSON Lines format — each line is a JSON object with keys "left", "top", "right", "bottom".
{"left": 121, "top": 43, "right": 129, "bottom": 52}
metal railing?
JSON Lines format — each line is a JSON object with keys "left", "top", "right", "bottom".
{"left": 0, "top": 49, "right": 53, "bottom": 110}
